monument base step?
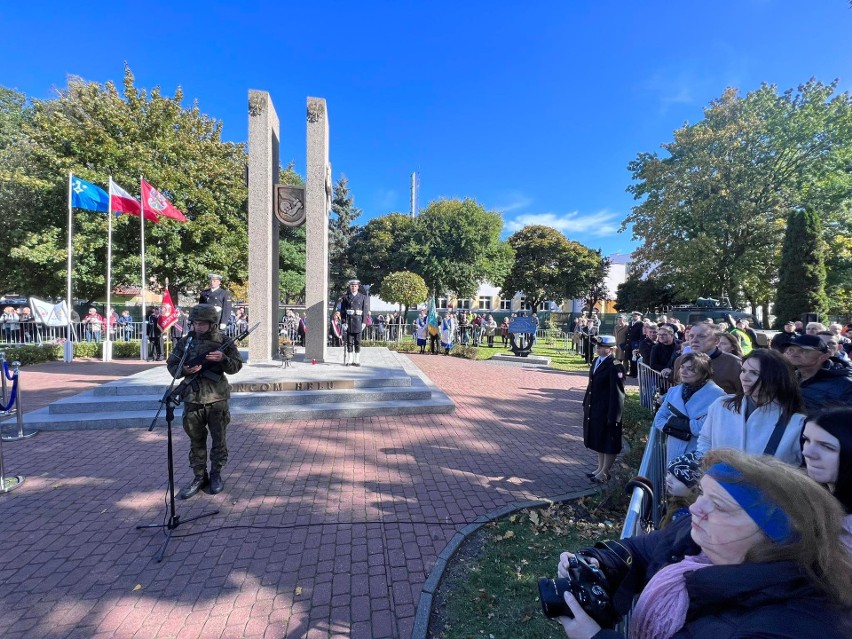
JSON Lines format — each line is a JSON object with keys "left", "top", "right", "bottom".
{"left": 17, "top": 347, "right": 455, "bottom": 430}
{"left": 489, "top": 353, "right": 552, "bottom": 366}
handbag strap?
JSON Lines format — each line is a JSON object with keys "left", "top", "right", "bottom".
{"left": 763, "top": 412, "right": 788, "bottom": 456}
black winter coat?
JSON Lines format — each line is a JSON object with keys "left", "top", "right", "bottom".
{"left": 582, "top": 356, "right": 625, "bottom": 454}
{"left": 649, "top": 341, "right": 677, "bottom": 372}
{"left": 800, "top": 361, "right": 852, "bottom": 410}
{"left": 583, "top": 517, "right": 852, "bottom": 639}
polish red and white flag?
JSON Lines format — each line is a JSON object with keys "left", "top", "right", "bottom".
{"left": 109, "top": 179, "right": 158, "bottom": 223}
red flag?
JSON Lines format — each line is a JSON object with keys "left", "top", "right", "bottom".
{"left": 109, "top": 179, "right": 158, "bottom": 222}
{"left": 141, "top": 179, "right": 188, "bottom": 222}
{"left": 158, "top": 288, "right": 180, "bottom": 332}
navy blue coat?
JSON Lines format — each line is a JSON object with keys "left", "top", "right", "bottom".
{"left": 583, "top": 517, "right": 851, "bottom": 639}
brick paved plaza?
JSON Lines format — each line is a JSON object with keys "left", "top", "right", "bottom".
{"left": 0, "top": 353, "right": 593, "bottom": 639}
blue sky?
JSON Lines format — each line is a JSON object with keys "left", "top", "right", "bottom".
{"left": 2, "top": 1, "right": 850, "bottom": 255}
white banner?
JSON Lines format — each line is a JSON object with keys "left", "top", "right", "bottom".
{"left": 29, "top": 298, "right": 70, "bottom": 327}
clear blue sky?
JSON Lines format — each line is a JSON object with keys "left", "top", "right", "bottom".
{"left": 3, "top": 1, "right": 850, "bottom": 255}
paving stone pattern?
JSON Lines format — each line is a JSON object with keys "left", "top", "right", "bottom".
{"left": 0, "top": 353, "right": 593, "bottom": 638}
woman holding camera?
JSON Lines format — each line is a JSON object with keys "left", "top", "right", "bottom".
{"left": 652, "top": 352, "right": 725, "bottom": 463}
{"left": 802, "top": 406, "right": 852, "bottom": 552}
{"left": 556, "top": 448, "right": 852, "bottom": 639}
{"left": 696, "top": 349, "right": 805, "bottom": 465}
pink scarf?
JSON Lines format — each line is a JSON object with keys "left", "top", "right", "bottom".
{"left": 629, "top": 553, "right": 712, "bottom": 639}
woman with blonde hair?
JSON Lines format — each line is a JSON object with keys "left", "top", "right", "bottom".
{"left": 557, "top": 448, "right": 852, "bottom": 639}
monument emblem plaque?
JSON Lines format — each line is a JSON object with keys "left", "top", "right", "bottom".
{"left": 508, "top": 317, "right": 536, "bottom": 357}
{"left": 274, "top": 185, "right": 306, "bottom": 226}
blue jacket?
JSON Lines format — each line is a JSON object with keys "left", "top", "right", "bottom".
{"left": 652, "top": 381, "right": 725, "bottom": 462}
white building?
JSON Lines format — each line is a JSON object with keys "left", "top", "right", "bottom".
{"left": 369, "top": 253, "right": 631, "bottom": 315}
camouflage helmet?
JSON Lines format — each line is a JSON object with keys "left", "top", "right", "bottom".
{"left": 188, "top": 304, "right": 220, "bottom": 324}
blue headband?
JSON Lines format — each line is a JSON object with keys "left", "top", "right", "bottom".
{"left": 705, "top": 462, "right": 796, "bottom": 544}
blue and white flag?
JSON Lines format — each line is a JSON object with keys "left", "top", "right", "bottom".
{"left": 70, "top": 175, "right": 109, "bottom": 212}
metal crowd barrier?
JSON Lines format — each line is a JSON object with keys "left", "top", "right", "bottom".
{"left": 0, "top": 321, "right": 151, "bottom": 345}
{"left": 620, "top": 426, "right": 667, "bottom": 539}
{"left": 616, "top": 424, "right": 667, "bottom": 635}
{"left": 636, "top": 359, "right": 672, "bottom": 411}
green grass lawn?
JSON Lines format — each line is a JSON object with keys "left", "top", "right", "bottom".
{"left": 530, "top": 343, "right": 590, "bottom": 373}
{"left": 430, "top": 508, "right": 587, "bottom": 639}
{"left": 429, "top": 392, "right": 654, "bottom": 639}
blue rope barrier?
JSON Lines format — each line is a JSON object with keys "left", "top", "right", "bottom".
{"left": 2, "top": 360, "right": 14, "bottom": 381}
{"left": 0, "top": 372, "right": 17, "bottom": 412}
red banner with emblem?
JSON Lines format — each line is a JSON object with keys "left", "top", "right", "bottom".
{"left": 158, "top": 288, "right": 180, "bottom": 332}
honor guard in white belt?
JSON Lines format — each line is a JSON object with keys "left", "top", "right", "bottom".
{"left": 339, "top": 278, "right": 370, "bottom": 366}
{"left": 199, "top": 274, "right": 233, "bottom": 330}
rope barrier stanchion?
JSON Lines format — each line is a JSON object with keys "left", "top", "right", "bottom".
{"left": 1, "top": 360, "right": 37, "bottom": 442}
{"left": 0, "top": 358, "right": 25, "bottom": 493}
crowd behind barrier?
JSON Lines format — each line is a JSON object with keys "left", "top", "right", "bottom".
{"left": 0, "top": 321, "right": 152, "bottom": 345}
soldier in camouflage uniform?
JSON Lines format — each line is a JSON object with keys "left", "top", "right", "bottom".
{"left": 167, "top": 304, "right": 243, "bottom": 499}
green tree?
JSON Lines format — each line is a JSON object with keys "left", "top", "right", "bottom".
{"left": 328, "top": 175, "right": 361, "bottom": 299}
{"left": 614, "top": 274, "right": 687, "bottom": 314}
{"left": 824, "top": 203, "right": 852, "bottom": 316}
{"left": 411, "top": 198, "right": 513, "bottom": 298}
{"left": 499, "top": 225, "right": 599, "bottom": 310}
{"left": 0, "top": 87, "right": 43, "bottom": 294}
{"left": 349, "top": 213, "right": 417, "bottom": 295}
{"left": 380, "top": 271, "right": 428, "bottom": 322}
{"left": 774, "top": 209, "right": 829, "bottom": 326}
{"left": 3, "top": 66, "right": 248, "bottom": 302}
{"left": 624, "top": 80, "right": 852, "bottom": 317}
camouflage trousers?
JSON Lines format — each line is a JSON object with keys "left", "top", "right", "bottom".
{"left": 182, "top": 400, "right": 231, "bottom": 477}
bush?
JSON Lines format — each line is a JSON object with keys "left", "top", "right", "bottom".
{"left": 450, "top": 345, "right": 480, "bottom": 360}
{"left": 111, "top": 340, "right": 141, "bottom": 358}
{"left": 0, "top": 344, "right": 60, "bottom": 366}
{"left": 73, "top": 342, "right": 101, "bottom": 358}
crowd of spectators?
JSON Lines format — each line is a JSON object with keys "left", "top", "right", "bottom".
{"left": 556, "top": 313, "right": 852, "bottom": 637}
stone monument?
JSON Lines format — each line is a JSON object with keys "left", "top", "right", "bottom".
{"left": 247, "top": 90, "right": 280, "bottom": 363}
{"left": 303, "top": 97, "right": 330, "bottom": 363}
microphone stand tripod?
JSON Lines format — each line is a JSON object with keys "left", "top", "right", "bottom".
{"left": 136, "top": 336, "right": 218, "bottom": 562}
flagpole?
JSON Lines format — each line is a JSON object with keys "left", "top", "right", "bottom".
{"left": 140, "top": 175, "right": 148, "bottom": 361}
{"left": 65, "top": 172, "right": 74, "bottom": 363}
{"left": 104, "top": 178, "right": 114, "bottom": 362}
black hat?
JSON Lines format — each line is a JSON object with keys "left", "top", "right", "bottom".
{"left": 788, "top": 334, "right": 829, "bottom": 354}
{"left": 667, "top": 452, "right": 702, "bottom": 489}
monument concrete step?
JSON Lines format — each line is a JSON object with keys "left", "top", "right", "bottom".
{"left": 488, "top": 353, "right": 553, "bottom": 367}
{"left": 20, "top": 394, "right": 455, "bottom": 431}
{"left": 48, "top": 385, "right": 432, "bottom": 414}
{"left": 16, "top": 347, "right": 455, "bottom": 430}
{"left": 91, "top": 370, "right": 412, "bottom": 396}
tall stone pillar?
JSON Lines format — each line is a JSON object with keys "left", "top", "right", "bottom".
{"left": 304, "top": 97, "right": 330, "bottom": 363}
{"left": 247, "top": 90, "right": 280, "bottom": 363}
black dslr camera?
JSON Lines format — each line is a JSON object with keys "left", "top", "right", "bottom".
{"left": 538, "top": 554, "right": 619, "bottom": 627}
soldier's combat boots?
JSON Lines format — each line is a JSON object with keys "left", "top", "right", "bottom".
{"left": 179, "top": 473, "right": 208, "bottom": 499}
{"left": 209, "top": 470, "right": 224, "bottom": 494}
